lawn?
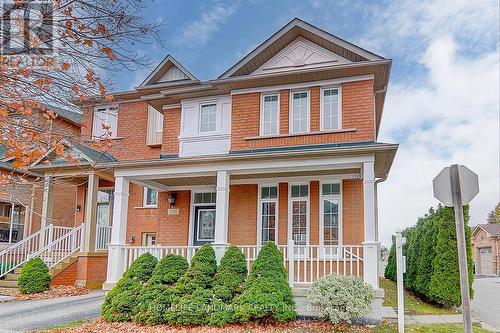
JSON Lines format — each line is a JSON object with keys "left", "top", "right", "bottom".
{"left": 380, "top": 278, "right": 459, "bottom": 315}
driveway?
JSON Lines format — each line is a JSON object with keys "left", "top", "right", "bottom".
{"left": 471, "top": 276, "right": 500, "bottom": 332}
{"left": 0, "top": 290, "right": 104, "bottom": 332}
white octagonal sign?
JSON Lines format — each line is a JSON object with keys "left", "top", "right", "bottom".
{"left": 433, "top": 165, "right": 479, "bottom": 207}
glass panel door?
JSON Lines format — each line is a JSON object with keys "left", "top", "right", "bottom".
{"left": 194, "top": 206, "right": 216, "bottom": 245}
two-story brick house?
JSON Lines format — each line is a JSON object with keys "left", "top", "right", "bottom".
{"left": 17, "top": 18, "right": 397, "bottom": 316}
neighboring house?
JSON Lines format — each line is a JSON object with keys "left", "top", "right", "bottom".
{"left": 2, "top": 18, "right": 398, "bottom": 317}
{"left": 471, "top": 224, "right": 500, "bottom": 276}
{"left": 0, "top": 106, "right": 82, "bottom": 249}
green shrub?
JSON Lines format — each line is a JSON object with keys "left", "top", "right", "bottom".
{"left": 384, "top": 240, "right": 396, "bottom": 282}
{"left": 428, "top": 206, "right": 474, "bottom": 307}
{"left": 132, "top": 254, "right": 188, "bottom": 324}
{"left": 414, "top": 213, "right": 436, "bottom": 296}
{"left": 18, "top": 258, "right": 51, "bottom": 294}
{"left": 101, "top": 253, "right": 157, "bottom": 322}
{"left": 307, "top": 275, "right": 373, "bottom": 324}
{"left": 213, "top": 246, "right": 247, "bottom": 302}
{"left": 233, "top": 242, "right": 296, "bottom": 323}
{"left": 165, "top": 244, "right": 217, "bottom": 325}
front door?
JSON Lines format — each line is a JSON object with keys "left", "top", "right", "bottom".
{"left": 193, "top": 206, "right": 216, "bottom": 246}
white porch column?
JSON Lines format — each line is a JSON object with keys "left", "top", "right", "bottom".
{"left": 362, "top": 161, "right": 379, "bottom": 289}
{"left": 103, "top": 176, "right": 130, "bottom": 290}
{"left": 213, "top": 170, "right": 230, "bottom": 262}
{"left": 40, "top": 176, "right": 53, "bottom": 229}
{"left": 82, "top": 173, "right": 99, "bottom": 252}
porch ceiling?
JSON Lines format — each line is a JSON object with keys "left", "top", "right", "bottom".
{"left": 153, "top": 176, "right": 216, "bottom": 186}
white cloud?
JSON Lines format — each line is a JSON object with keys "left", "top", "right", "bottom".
{"left": 173, "top": 1, "right": 239, "bottom": 49}
{"left": 377, "top": 37, "right": 499, "bottom": 246}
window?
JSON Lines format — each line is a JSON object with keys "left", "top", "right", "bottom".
{"left": 156, "top": 112, "right": 164, "bottom": 132}
{"left": 290, "top": 91, "right": 309, "bottom": 133}
{"left": 259, "top": 186, "right": 278, "bottom": 244}
{"left": 321, "top": 88, "right": 340, "bottom": 130}
{"left": 290, "top": 184, "right": 308, "bottom": 245}
{"left": 142, "top": 232, "right": 157, "bottom": 246}
{"left": 321, "top": 182, "right": 341, "bottom": 252}
{"left": 92, "top": 106, "right": 118, "bottom": 139}
{"left": 143, "top": 187, "right": 158, "bottom": 207}
{"left": 193, "top": 192, "right": 216, "bottom": 204}
{"left": 200, "top": 103, "right": 217, "bottom": 132}
{"left": 261, "top": 94, "right": 279, "bottom": 135}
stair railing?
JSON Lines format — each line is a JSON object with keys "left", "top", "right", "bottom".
{"left": 0, "top": 224, "right": 78, "bottom": 277}
{"left": 29, "top": 223, "right": 85, "bottom": 269}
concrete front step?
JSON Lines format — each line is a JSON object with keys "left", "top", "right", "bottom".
{"left": 3, "top": 273, "right": 19, "bottom": 281}
{"left": 0, "top": 279, "right": 18, "bottom": 288}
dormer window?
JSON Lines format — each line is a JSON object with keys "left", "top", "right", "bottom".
{"left": 321, "top": 88, "right": 341, "bottom": 131}
{"left": 290, "top": 91, "right": 309, "bottom": 133}
{"left": 92, "top": 105, "right": 117, "bottom": 139}
{"left": 199, "top": 103, "right": 217, "bottom": 133}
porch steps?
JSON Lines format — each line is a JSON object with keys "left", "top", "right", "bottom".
{"left": 293, "top": 287, "right": 320, "bottom": 318}
{"left": 0, "top": 255, "right": 78, "bottom": 291}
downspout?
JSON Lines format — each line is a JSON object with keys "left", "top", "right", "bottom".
{"left": 374, "top": 174, "right": 388, "bottom": 243}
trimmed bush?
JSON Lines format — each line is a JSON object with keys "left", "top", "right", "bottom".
{"left": 101, "top": 253, "right": 157, "bottom": 322}
{"left": 414, "top": 214, "right": 436, "bottom": 296}
{"left": 165, "top": 244, "right": 217, "bottom": 325}
{"left": 307, "top": 275, "right": 373, "bottom": 324}
{"left": 18, "top": 258, "right": 51, "bottom": 294}
{"left": 132, "top": 254, "right": 188, "bottom": 324}
{"left": 384, "top": 240, "right": 396, "bottom": 282}
{"left": 213, "top": 246, "right": 247, "bottom": 302}
{"left": 233, "top": 242, "right": 296, "bottom": 323}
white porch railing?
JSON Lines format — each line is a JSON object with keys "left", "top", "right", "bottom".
{"left": 30, "top": 224, "right": 85, "bottom": 269}
{"left": 0, "top": 224, "right": 77, "bottom": 277}
{"left": 116, "top": 242, "right": 363, "bottom": 287}
{"left": 95, "top": 225, "right": 112, "bottom": 251}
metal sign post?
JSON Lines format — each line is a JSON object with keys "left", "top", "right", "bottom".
{"left": 433, "top": 164, "right": 479, "bottom": 333}
{"left": 396, "top": 231, "right": 406, "bottom": 333}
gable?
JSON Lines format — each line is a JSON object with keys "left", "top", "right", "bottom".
{"left": 254, "top": 37, "right": 351, "bottom": 74}
{"left": 140, "top": 55, "right": 198, "bottom": 87}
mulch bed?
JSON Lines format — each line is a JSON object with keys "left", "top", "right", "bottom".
{"left": 45, "top": 319, "right": 379, "bottom": 333}
{"left": 0, "top": 285, "right": 91, "bottom": 302}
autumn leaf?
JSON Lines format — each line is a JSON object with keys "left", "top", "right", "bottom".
{"left": 61, "top": 63, "right": 70, "bottom": 71}
{"left": 55, "top": 144, "right": 64, "bottom": 157}
{"left": 83, "top": 39, "right": 93, "bottom": 47}
{"left": 66, "top": 20, "right": 72, "bottom": 30}
{"left": 71, "top": 85, "right": 80, "bottom": 94}
{"left": 101, "top": 47, "right": 116, "bottom": 60}
{"left": 0, "top": 109, "right": 8, "bottom": 117}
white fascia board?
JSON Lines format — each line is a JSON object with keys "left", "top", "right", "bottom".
{"left": 231, "top": 75, "right": 374, "bottom": 95}
{"left": 133, "top": 179, "right": 169, "bottom": 192}
{"left": 114, "top": 155, "right": 375, "bottom": 179}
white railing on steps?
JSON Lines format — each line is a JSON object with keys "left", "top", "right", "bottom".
{"left": 0, "top": 224, "right": 82, "bottom": 277}
{"left": 29, "top": 224, "right": 85, "bottom": 269}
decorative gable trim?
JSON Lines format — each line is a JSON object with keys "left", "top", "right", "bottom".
{"left": 254, "top": 37, "right": 351, "bottom": 74}
{"left": 140, "top": 54, "right": 198, "bottom": 87}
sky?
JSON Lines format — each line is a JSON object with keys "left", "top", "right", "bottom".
{"left": 114, "top": 0, "right": 500, "bottom": 246}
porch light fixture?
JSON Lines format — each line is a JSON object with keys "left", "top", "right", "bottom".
{"left": 75, "top": 205, "right": 81, "bottom": 213}
{"left": 129, "top": 235, "right": 136, "bottom": 243}
{"left": 167, "top": 193, "right": 177, "bottom": 207}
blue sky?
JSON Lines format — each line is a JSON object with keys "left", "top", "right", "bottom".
{"left": 115, "top": 0, "right": 500, "bottom": 246}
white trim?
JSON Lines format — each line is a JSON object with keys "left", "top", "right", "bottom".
{"left": 116, "top": 155, "right": 375, "bottom": 179}
{"left": 257, "top": 184, "right": 279, "bottom": 245}
{"left": 260, "top": 92, "right": 280, "bottom": 136}
{"left": 162, "top": 103, "right": 182, "bottom": 110}
{"left": 231, "top": 174, "right": 360, "bottom": 185}
{"left": 288, "top": 182, "right": 310, "bottom": 247}
{"left": 92, "top": 105, "right": 118, "bottom": 139}
{"left": 142, "top": 187, "right": 158, "bottom": 208}
{"left": 289, "top": 89, "right": 310, "bottom": 134}
{"left": 231, "top": 76, "right": 373, "bottom": 96}
{"left": 189, "top": 189, "right": 217, "bottom": 246}
{"left": 320, "top": 86, "right": 342, "bottom": 131}
{"left": 319, "top": 180, "right": 343, "bottom": 257}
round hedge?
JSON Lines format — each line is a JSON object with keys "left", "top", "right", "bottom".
{"left": 18, "top": 258, "right": 51, "bottom": 294}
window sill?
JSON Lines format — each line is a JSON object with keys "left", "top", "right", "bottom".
{"left": 134, "top": 206, "right": 158, "bottom": 210}
{"left": 244, "top": 128, "right": 356, "bottom": 141}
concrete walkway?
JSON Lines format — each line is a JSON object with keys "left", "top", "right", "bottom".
{"left": 0, "top": 290, "right": 105, "bottom": 333}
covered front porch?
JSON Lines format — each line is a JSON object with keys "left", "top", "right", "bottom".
{"left": 103, "top": 151, "right": 387, "bottom": 291}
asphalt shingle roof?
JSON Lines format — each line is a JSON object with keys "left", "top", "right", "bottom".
{"left": 477, "top": 224, "right": 500, "bottom": 236}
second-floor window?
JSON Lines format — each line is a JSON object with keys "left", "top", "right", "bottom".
{"left": 93, "top": 106, "right": 117, "bottom": 139}
{"left": 321, "top": 88, "right": 341, "bottom": 130}
{"left": 261, "top": 94, "right": 279, "bottom": 136}
{"left": 200, "top": 103, "right": 217, "bottom": 133}
{"left": 143, "top": 187, "right": 158, "bottom": 207}
{"left": 290, "top": 91, "right": 309, "bottom": 133}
